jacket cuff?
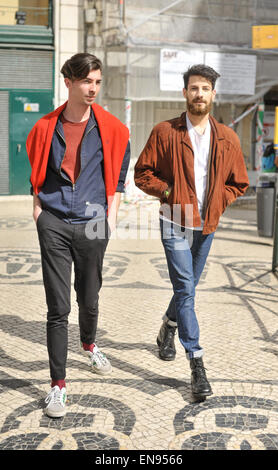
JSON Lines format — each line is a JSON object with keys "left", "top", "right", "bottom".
{"left": 160, "top": 183, "right": 170, "bottom": 202}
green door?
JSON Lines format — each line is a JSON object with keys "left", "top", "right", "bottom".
{"left": 9, "top": 90, "right": 53, "bottom": 195}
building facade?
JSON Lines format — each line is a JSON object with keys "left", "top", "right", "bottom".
{"left": 0, "top": 0, "right": 84, "bottom": 195}
{"left": 1, "top": 0, "right": 278, "bottom": 195}
{"left": 85, "top": 0, "right": 278, "bottom": 195}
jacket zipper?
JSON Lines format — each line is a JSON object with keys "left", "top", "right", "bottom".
{"left": 56, "top": 123, "right": 96, "bottom": 192}
{"left": 73, "top": 123, "right": 96, "bottom": 191}
{"left": 56, "top": 128, "right": 67, "bottom": 181}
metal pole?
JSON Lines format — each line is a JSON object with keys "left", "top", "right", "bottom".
{"left": 274, "top": 106, "right": 278, "bottom": 163}
{"left": 272, "top": 205, "right": 278, "bottom": 273}
{"left": 254, "top": 103, "right": 264, "bottom": 173}
{"left": 228, "top": 103, "right": 258, "bottom": 127}
{"left": 123, "top": 45, "right": 132, "bottom": 200}
{"left": 119, "top": 0, "right": 125, "bottom": 26}
{"left": 125, "top": 46, "right": 131, "bottom": 133}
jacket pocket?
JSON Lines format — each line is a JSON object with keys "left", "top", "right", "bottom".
{"left": 222, "top": 187, "right": 231, "bottom": 213}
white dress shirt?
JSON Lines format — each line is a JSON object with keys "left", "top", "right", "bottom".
{"left": 186, "top": 114, "right": 211, "bottom": 230}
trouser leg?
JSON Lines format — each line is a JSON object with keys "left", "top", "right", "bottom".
{"left": 163, "top": 226, "right": 214, "bottom": 328}
{"left": 164, "top": 296, "right": 177, "bottom": 326}
{"left": 72, "top": 219, "right": 109, "bottom": 345}
{"left": 37, "top": 211, "right": 73, "bottom": 381}
{"left": 160, "top": 220, "right": 214, "bottom": 358}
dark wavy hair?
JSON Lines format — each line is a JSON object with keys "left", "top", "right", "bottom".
{"left": 61, "top": 53, "right": 103, "bottom": 80}
{"left": 183, "top": 64, "right": 220, "bottom": 90}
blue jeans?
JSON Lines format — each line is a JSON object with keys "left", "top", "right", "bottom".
{"left": 160, "top": 219, "right": 214, "bottom": 359}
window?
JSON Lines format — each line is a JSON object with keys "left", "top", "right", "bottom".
{"left": 0, "top": 0, "right": 52, "bottom": 27}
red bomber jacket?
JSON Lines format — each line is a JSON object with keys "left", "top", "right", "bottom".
{"left": 26, "top": 102, "right": 129, "bottom": 203}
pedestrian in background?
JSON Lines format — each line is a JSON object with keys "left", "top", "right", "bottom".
{"left": 26, "top": 53, "right": 130, "bottom": 417}
{"left": 134, "top": 64, "right": 249, "bottom": 399}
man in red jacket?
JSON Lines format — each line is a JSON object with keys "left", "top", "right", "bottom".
{"left": 134, "top": 64, "right": 249, "bottom": 401}
{"left": 27, "top": 53, "right": 130, "bottom": 417}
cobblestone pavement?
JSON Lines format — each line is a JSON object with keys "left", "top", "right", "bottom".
{"left": 0, "top": 196, "right": 277, "bottom": 452}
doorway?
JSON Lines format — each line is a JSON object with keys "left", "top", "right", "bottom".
{"left": 9, "top": 90, "right": 53, "bottom": 194}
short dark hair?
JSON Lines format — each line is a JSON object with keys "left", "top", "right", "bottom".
{"left": 61, "top": 53, "right": 102, "bottom": 80}
{"left": 183, "top": 64, "right": 220, "bottom": 90}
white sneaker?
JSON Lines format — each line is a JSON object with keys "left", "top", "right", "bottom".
{"left": 44, "top": 386, "right": 67, "bottom": 418}
{"left": 80, "top": 343, "right": 112, "bottom": 375}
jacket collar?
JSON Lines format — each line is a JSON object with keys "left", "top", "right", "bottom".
{"left": 177, "top": 112, "right": 225, "bottom": 141}
{"left": 55, "top": 106, "right": 97, "bottom": 137}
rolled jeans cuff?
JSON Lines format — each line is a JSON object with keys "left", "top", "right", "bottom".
{"left": 186, "top": 349, "right": 204, "bottom": 360}
{"left": 162, "top": 314, "right": 177, "bottom": 327}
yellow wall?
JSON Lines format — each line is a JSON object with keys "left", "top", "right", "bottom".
{"left": 0, "top": 0, "right": 49, "bottom": 26}
{"left": 252, "top": 25, "right": 278, "bottom": 49}
{"left": 19, "top": 0, "right": 49, "bottom": 26}
{"left": 0, "top": 0, "right": 19, "bottom": 25}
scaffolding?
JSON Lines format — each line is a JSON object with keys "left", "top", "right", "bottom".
{"left": 86, "top": 1, "right": 278, "bottom": 190}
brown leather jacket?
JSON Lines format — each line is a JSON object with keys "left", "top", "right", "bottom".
{"left": 134, "top": 112, "right": 249, "bottom": 234}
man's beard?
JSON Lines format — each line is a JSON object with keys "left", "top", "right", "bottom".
{"left": 187, "top": 99, "right": 213, "bottom": 116}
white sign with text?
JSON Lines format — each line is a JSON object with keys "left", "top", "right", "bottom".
{"left": 160, "top": 49, "right": 257, "bottom": 95}
{"left": 160, "top": 49, "right": 204, "bottom": 91}
{"left": 205, "top": 52, "right": 257, "bottom": 95}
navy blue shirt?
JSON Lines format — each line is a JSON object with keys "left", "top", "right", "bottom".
{"left": 36, "top": 110, "right": 130, "bottom": 223}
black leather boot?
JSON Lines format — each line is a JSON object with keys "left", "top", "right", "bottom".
{"left": 156, "top": 320, "right": 177, "bottom": 361}
{"left": 190, "top": 357, "right": 213, "bottom": 398}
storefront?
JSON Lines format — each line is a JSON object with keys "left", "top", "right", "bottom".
{"left": 0, "top": 0, "right": 54, "bottom": 195}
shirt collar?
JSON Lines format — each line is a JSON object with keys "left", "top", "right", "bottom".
{"left": 186, "top": 113, "right": 211, "bottom": 137}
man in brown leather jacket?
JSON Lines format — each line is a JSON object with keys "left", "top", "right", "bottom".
{"left": 134, "top": 64, "right": 249, "bottom": 400}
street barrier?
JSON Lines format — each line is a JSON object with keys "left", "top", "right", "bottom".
{"left": 272, "top": 106, "right": 278, "bottom": 275}
{"left": 272, "top": 203, "right": 278, "bottom": 274}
